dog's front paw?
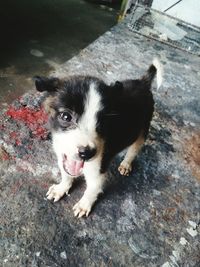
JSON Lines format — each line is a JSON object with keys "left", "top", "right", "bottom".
{"left": 73, "top": 198, "right": 92, "bottom": 218}
{"left": 118, "top": 161, "right": 132, "bottom": 176}
{"left": 46, "top": 184, "right": 68, "bottom": 202}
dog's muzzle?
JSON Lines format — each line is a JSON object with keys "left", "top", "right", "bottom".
{"left": 62, "top": 146, "right": 96, "bottom": 176}
{"left": 63, "top": 154, "right": 84, "bottom": 176}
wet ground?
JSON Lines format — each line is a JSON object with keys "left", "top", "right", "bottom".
{"left": 0, "top": 8, "right": 200, "bottom": 267}
{"left": 0, "top": 0, "right": 118, "bottom": 107}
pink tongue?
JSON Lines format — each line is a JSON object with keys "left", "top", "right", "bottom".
{"left": 64, "top": 156, "right": 84, "bottom": 176}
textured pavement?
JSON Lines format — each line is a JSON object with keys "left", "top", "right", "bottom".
{"left": 0, "top": 22, "right": 200, "bottom": 267}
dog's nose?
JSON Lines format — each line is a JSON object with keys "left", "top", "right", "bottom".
{"left": 78, "top": 146, "right": 96, "bottom": 161}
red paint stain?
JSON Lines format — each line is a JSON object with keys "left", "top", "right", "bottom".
{"left": 0, "top": 124, "right": 5, "bottom": 130}
{"left": 10, "top": 131, "right": 18, "bottom": 139}
{"left": 10, "top": 180, "right": 24, "bottom": 195}
{"left": 9, "top": 131, "right": 21, "bottom": 146}
{"left": 0, "top": 146, "right": 10, "bottom": 161}
{"left": 1, "top": 152, "right": 10, "bottom": 160}
{"left": 6, "top": 106, "right": 48, "bottom": 139}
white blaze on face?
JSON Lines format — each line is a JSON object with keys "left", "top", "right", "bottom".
{"left": 79, "top": 82, "right": 102, "bottom": 141}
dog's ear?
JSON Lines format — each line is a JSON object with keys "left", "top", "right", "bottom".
{"left": 113, "top": 81, "right": 123, "bottom": 90}
{"left": 33, "top": 76, "right": 60, "bottom": 93}
{"left": 111, "top": 81, "right": 123, "bottom": 95}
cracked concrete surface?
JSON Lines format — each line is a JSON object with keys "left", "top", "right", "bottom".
{"left": 0, "top": 22, "right": 200, "bottom": 266}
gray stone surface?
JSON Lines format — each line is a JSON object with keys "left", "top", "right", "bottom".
{"left": 0, "top": 22, "right": 200, "bottom": 266}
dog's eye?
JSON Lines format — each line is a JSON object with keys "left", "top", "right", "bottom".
{"left": 59, "top": 112, "right": 72, "bottom": 122}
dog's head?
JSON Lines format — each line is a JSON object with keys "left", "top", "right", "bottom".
{"left": 34, "top": 75, "right": 119, "bottom": 175}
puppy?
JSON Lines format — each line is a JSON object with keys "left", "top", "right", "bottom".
{"left": 34, "top": 59, "right": 162, "bottom": 218}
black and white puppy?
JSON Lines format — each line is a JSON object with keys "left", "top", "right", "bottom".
{"left": 34, "top": 59, "right": 162, "bottom": 218}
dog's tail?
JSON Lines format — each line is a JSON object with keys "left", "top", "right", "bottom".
{"left": 143, "top": 58, "right": 163, "bottom": 90}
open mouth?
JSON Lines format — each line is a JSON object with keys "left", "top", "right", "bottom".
{"left": 63, "top": 154, "right": 84, "bottom": 176}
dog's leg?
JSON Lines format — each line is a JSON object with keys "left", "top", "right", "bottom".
{"left": 118, "top": 134, "right": 144, "bottom": 176}
{"left": 46, "top": 155, "right": 75, "bottom": 202}
{"left": 73, "top": 157, "right": 106, "bottom": 218}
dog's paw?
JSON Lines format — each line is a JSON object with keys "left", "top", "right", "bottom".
{"left": 118, "top": 161, "right": 132, "bottom": 176}
{"left": 46, "top": 184, "right": 68, "bottom": 202}
{"left": 73, "top": 198, "right": 92, "bottom": 218}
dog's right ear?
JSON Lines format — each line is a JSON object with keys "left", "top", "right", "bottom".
{"left": 33, "top": 76, "right": 60, "bottom": 92}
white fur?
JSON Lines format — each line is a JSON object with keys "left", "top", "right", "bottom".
{"left": 79, "top": 82, "right": 102, "bottom": 139}
{"left": 152, "top": 58, "right": 163, "bottom": 89}
{"left": 74, "top": 152, "right": 106, "bottom": 217}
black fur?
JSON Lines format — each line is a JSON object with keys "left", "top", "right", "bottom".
{"left": 97, "top": 76, "right": 154, "bottom": 172}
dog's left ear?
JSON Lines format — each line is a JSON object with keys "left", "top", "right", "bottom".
{"left": 33, "top": 76, "right": 60, "bottom": 93}
{"left": 111, "top": 81, "right": 123, "bottom": 93}
{"left": 113, "top": 81, "right": 123, "bottom": 89}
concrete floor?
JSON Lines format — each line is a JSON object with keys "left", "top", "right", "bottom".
{"left": 0, "top": 16, "right": 200, "bottom": 267}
